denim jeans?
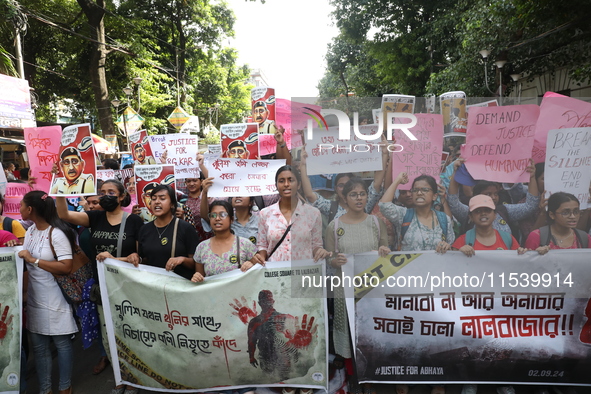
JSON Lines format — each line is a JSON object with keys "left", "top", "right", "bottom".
{"left": 29, "top": 332, "right": 73, "bottom": 393}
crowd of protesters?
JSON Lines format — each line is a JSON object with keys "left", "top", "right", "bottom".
{"left": 3, "top": 122, "right": 590, "bottom": 394}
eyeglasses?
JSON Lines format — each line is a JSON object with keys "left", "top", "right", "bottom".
{"left": 347, "top": 192, "right": 367, "bottom": 199}
{"left": 209, "top": 212, "right": 229, "bottom": 219}
{"left": 556, "top": 209, "right": 581, "bottom": 217}
{"left": 411, "top": 187, "right": 432, "bottom": 194}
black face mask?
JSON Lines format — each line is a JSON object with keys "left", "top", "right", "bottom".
{"left": 99, "top": 195, "right": 119, "bottom": 212}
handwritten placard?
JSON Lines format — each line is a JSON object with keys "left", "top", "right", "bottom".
{"left": 305, "top": 125, "right": 383, "bottom": 176}
{"left": 391, "top": 114, "right": 444, "bottom": 189}
{"left": 4, "top": 182, "right": 33, "bottom": 219}
{"left": 464, "top": 105, "right": 539, "bottom": 183}
{"left": 545, "top": 128, "right": 591, "bottom": 209}
{"left": 206, "top": 158, "right": 285, "bottom": 197}
{"left": 149, "top": 134, "right": 199, "bottom": 179}
{"left": 24, "top": 125, "right": 62, "bottom": 193}
{"left": 533, "top": 92, "right": 591, "bottom": 164}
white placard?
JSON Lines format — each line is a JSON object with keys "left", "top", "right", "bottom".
{"left": 305, "top": 125, "right": 383, "bottom": 176}
{"left": 207, "top": 158, "right": 285, "bottom": 197}
{"left": 545, "top": 127, "right": 591, "bottom": 209}
{"left": 149, "top": 134, "right": 199, "bottom": 179}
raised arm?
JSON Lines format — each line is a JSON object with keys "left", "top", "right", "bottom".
{"left": 274, "top": 125, "right": 291, "bottom": 165}
{"left": 200, "top": 177, "right": 214, "bottom": 225}
{"left": 55, "top": 196, "right": 90, "bottom": 228}
{"left": 380, "top": 171, "right": 409, "bottom": 203}
{"left": 298, "top": 149, "right": 317, "bottom": 204}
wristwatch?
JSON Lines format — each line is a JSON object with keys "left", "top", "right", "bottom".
{"left": 33, "top": 258, "right": 40, "bottom": 268}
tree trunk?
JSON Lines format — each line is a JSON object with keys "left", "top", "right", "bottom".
{"left": 77, "top": 0, "right": 116, "bottom": 136}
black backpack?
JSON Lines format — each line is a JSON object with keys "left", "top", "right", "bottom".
{"left": 3, "top": 216, "right": 14, "bottom": 234}
{"left": 538, "top": 225, "right": 589, "bottom": 248}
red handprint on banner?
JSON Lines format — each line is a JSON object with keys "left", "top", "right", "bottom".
{"left": 285, "top": 314, "right": 317, "bottom": 349}
{"left": 230, "top": 296, "right": 257, "bottom": 324}
{"left": 0, "top": 304, "right": 14, "bottom": 341}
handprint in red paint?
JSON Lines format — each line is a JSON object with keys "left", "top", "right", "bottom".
{"left": 230, "top": 296, "right": 257, "bottom": 324}
{"left": 285, "top": 314, "right": 317, "bottom": 349}
{"left": 0, "top": 304, "right": 14, "bottom": 341}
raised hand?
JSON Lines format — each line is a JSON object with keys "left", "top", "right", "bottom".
{"left": 230, "top": 296, "right": 257, "bottom": 324}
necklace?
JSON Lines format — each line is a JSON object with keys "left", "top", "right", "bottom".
{"left": 552, "top": 229, "right": 573, "bottom": 244}
{"left": 416, "top": 210, "right": 436, "bottom": 250}
{"left": 156, "top": 218, "right": 174, "bottom": 245}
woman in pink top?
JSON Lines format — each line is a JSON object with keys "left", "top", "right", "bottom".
{"left": 252, "top": 165, "right": 329, "bottom": 263}
{"left": 522, "top": 192, "right": 591, "bottom": 253}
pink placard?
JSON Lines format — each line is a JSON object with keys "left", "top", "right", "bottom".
{"left": 465, "top": 105, "right": 539, "bottom": 183}
{"left": 259, "top": 133, "right": 294, "bottom": 156}
{"left": 390, "top": 114, "right": 444, "bottom": 189}
{"left": 532, "top": 92, "right": 591, "bottom": 163}
{"left": 3, "top": 182, "right": 34, "bottom": 219}
{"left": 24, "top": 125, "right": 63, "bottom": 193}
{"left": 275, "top": 99, "right": 320, "bottom": 151}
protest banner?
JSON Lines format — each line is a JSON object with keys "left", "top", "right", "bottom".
{"left": 251, "top": 87, "right": 276, "bottom": 134}
{"left": 98, "top": 259, "right": 328, "bottom": 392}
{"left": 390, "top": 114, "right": 444, "bottom": 189}
{"left": 545, "top": 128, "right": 591, "bottom": 209}
{"left": 440, "top": 91, "right": 467, "bottom": 134}
{"left": 463, "top": 105, "right": 539, "bottom": 183}
{"left": 24, "top": 126, "right": 62, "bottom": 193}
{"left": 350, "top": 250, "right": 591, "bottom": 385}
{"left": 305, "top": 125, "right": 384, "bottom": 176}
{"left": 129, "top": 130, "right": 157, "bottom": 166}
{"left": 220, "top": 123, "right": 259, "bottom": 160}
{"left": 134, "top": 165, "right": 175, "bottom": 209}
{"left": 49, "top": 123, "right": 97, "bottom": 197}
{"left": 3, "top": 183, "right": 33, "bottom": 220}
{"left": 206, "top": 158, "right": 284, "bottom": 197}
{"left": 149, "top": 134, "right": 200, "bottom": 179}
{"left": 381, "top": 94, "right": 415, "bottom": 126}
{"left": 0, "top": 249, "right": 23, "bottom": 394}
{"left": 533, "top": 92, "right": 591, "bottom": 164}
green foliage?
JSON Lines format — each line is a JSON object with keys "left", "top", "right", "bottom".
{"left": 0, "top": 0, "right": 251, "bottom": 133}
{"left": 322, "top": 0, "right": 591, "bottom": 100}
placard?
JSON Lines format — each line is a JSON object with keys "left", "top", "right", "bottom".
{"left": 220, "top": 123, "right": 259, "bottom": 160}
{"left": 464, "top": 105, "right": 540, "bottom": 183}
{"left": 129, "top": 130, "right": 157, "bottom": 165}
{"left": 134, "top": 165, "right": 175, "bottom": 209}
{"left": 149, "top": 134, "right": 199, "bottom": 179}
{"left": 49, "top": 123, "right": 97, "bottom": 196}
{"left": 251, "top": 87, "right": 276, "bottom": 134}
{"left": 24, "top": 126, "right": 62, "bottom": 193}
{"left": 440, "top": 91, "right": 467, "bottom": 134}
{"left": 545, "top": 128, "right": 591, "bottom": 209}
{"left": 206, "top": 158, "right": 285, "bottom": 197}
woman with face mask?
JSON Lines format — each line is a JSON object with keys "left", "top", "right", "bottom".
{"left": 55, "top": 179, "right": 144, "bottom": 393}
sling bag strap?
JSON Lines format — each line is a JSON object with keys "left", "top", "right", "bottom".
{"left": 268, "top": 224, "right": 292, "bottom": 259}
{"left": 116, "top": 212, "right": 129, "bottom": 258}
{"left": 170, "top": 218, "right": 180, "bottom": 258}
{"left": 236, "top": 235, "right": 241, "bottom": 268}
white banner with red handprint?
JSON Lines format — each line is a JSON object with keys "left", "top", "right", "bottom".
{"left": 98, "top": 258, "right": 328, "bottom": 392}
{"left": 350, "top": 250, "right": 591, "bottom": 385}
{"left": 0, "top": 249, "right": 23, "bottom": 394}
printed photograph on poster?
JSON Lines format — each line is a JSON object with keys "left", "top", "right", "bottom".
{"left": 0, "top": 251, "right": 23, "bottom": 394}
{"left": 98, "top": 259, "right": 327, "bottom": 391}
{"left": 49, "top": 123, "right": 97, "bottom": 197}
{"left": 381, "top": 94, "right": 415, "bottom": 113}
{"left": 129, "top": 130, "right": 157, "bottom": 165}
{"left": 220, "top": 123, "right": 259, "bottom": 160}
{"left": 440, "top": 91, "right": 467, "bottom": 134}
{"left": 251, "top": 86, "right": 276, "bottom": 134}
{"left": 134, "top": 165, "right": 175, "bottom": 209}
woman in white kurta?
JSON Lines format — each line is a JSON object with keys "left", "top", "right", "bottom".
{"left": 18, "top": 191, "right": 77, "bottom": 394}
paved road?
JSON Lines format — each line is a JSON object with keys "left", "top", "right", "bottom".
{"left": 23, "top": 333, "right": 572, "bottom": 394}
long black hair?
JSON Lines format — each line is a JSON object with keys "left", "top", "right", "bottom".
{"left": 23, "top": 191, "right": 77, "bottom": 250}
